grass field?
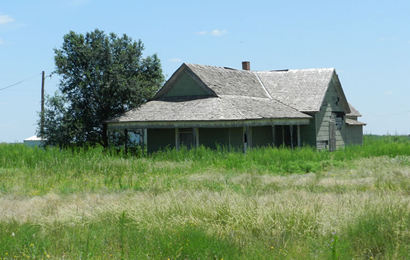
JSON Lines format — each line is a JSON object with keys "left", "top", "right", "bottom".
{"left": 0, "top": 135, "right": 409, "bottom": 259}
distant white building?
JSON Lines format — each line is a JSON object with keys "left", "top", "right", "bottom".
{"left": 24, "top": 136, "right": 45, "bottom": 147}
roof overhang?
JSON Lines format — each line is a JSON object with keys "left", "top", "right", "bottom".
{"left": 107, "top": 117, "right": 311, "bottom": 130}
{"left": 345, "top": 118, "right": 366, "bottom": 126}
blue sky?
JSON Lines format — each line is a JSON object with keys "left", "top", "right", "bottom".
{"left": 1, "top": 0, "right": 409, "bottom": 142}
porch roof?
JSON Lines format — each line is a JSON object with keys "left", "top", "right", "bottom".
{"left": 106, "top": 95, "right": 311, "bottom": 128}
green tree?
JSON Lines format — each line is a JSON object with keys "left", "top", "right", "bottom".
{"left": 40, "top": 29, "right": 164, "bottom": 147}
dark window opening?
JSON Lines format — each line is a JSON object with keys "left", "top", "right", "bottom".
{"left": 274, "top": 125, "right": 297, "bottom": 148}
{"left": 333, "top": 112, "right": 344, "bottom": 130}
{"left": 179, "top": 128, "right": 194, "bottom": 149}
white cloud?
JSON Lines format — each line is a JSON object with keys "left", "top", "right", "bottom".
{"left": 384, "top": 90, "right": 393, "bottom": 96}
{"left": 196, "top": 29, "right": 227, "bottom": 37}
{"left": 210, "top": 29, "right": 227, "bottom": 36}
{"left": 169, "top": 58, "right": 182, "bottom": 63}
{"left": 0, "top": 15, "right": 14, "bottom": 25}
{"left": 0, "top": 38, "right": 3, "bottom": 45}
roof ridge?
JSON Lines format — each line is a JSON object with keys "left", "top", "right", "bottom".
{"left": 254, "top": 72, "right": 273, "bottom": 99}
{"left": 219, "top": 94, "right": 308, "bottom": 114}
{"left": 257, "top": 68, "right": 335, "bottom": 73}
{"left": 186, "top": 63, "right": 335, "bottom": 73}
{"left": 251, "top": 72, "right": 308, "bottom": 113}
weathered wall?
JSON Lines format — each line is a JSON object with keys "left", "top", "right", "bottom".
{"left": 345, "top": 125, "right": 363, "bottom": 145}
{"left": 147, "top": 128, "right": 175, "bottom": 153}
{"left": 199, "top": 127, "right": 242, "bottom": 150}
{"left": 300, "top": 116, "right": 316, "bottom": 147}
{"left": 163, "top": 71, "right": 210, "bottom": 97}
{"left": 252, "top": 126, "right": 274, "bottom": 147}
{"left": 315, "top": 77, "right": 347, "bottom": 150}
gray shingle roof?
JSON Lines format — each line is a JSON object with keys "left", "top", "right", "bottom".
{"left": 108, "top": 63, "right": 360, "bottom": 124}
{"left": 256, "top": 69, "right": 335, "bottom": 112}
{"left": 107, "top": 95, "right": 310, "bottom": 123}
{"left": 345, "top": 118, "right": 366, "bottom": 125}
{"left": 347, "top": 103, "right": 362, "bottom": 117}
{"left": 185, "top": 64, "right": 336, "bottom": 112}
{"left": 185, "top": 64, "right": 269, "bottom": 98}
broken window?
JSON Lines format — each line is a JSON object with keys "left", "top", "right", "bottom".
{"left": 333, "top": 112, "right": 344, "bottom": 130}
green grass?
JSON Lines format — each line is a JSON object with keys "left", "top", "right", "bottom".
{"left": 0, "top": 135, "right": 409, "bottom": 259}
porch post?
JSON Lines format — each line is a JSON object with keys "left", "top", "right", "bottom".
{"left": 194, "top": 128, "right": 199, "bottom": 148}
{"left": 290, "top": 125, "right": 294, "bottom": 149}
{"left": 246, "top": 126, "right": 252, "bottom": 148}
{"left": 281, "top": 126, "right": 285, "bottom": 146}
{"left": 243, "top": 126, "right": 247, "bottom": 153}
{"left": 124, "top": 129, "right": 128, "bottom": 154}
{"left": 141, "top": 128, "right": 145, "bottom": 155}
{"left": 271, "top": 125, "right": 275, "bottom": 147}
{"left": 175, "top": 128, "right": 179, "bottom": 150}
{"left": 297, "top": 125, "right": 301, "bottom": 147}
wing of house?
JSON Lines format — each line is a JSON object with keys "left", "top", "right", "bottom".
{"left": 106, "top": 62, "right": 365, "bottom": 152}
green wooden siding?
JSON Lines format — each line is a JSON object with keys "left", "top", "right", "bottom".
{"left": 199, "top": 127, "right": 243, "bottom": 150}
{"left": 147, "top": 128, "right": 175, "bottom": 153}
{"left": 345, "top": 125, "right": 363, "bottom": 145}
{"left": 300, "top": 117, "right": 316, "bottom": 147}
{"left": 163, "top": 71, "right": 210, "bottom": 97}
{"left": 252, "top": 126, "right": 274, "bottom": 147}
{"left": 315, "top": 78, "right": 347, "bottom": 150}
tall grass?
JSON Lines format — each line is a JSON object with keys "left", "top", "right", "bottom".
{"left": 0, "top": 135, "right": 409, "bottom": 258}
{"left": 0, "top": 191, "right": 408, "bottom": 259}
{"left": 1, "top": 135, "right": 409, "bottom": 172}
{"left": 0, "top": 135, "right": 408, "bottom": 195}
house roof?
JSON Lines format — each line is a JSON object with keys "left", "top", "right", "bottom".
{"left": 23, "top": 136, "right": 45, "bottom": 141}
{"left": 108, "top": 63, "right": 357, "bottom": 125}
{"left": 180, "top": 64, "right": 347, "bottom": 112}
{"left": 345, "top": 118, "right": 366, "bottom": 126}
{"left": 256, "top": 68, "right": 336, "bottom": 112}
{"left": 107, "top": 95, "right": 310, "bottom": 123}
{"left": 185, "top": 64, "right": 269, "bottom": 98}
{"left": 347, "top": 103, "right": 362, "bottom": 117}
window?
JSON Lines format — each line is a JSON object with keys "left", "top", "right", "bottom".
{"left": 178, "top": 128, "right": 194, "bottom": 149}
{"left": 333, "top": 112, "right": 344, "bottom": 130}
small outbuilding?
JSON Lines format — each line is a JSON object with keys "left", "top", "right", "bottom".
{"left": 23, "top": 135, "right": 45, "bottom": 147}
{"left": 106, "top": 62, "right": 365, "bottom": 152}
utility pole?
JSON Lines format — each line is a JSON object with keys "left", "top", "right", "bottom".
{"left": 40, "top": 71, "right": 45, "bottom": 137}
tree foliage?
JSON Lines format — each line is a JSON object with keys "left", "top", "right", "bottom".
{"left": 40, "top": 29, "right": 164, "bottom": 146}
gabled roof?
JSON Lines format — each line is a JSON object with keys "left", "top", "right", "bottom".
{"left": 24, "top": 135, "right": 45, "bottom": 141}
{"left": 256, "top": 68, "right": 337, "bottom": 112}
{"left": 185, "top": 64, "right": 269, "bottom": 98}
{"left": 347, "top": 103, "right": 362, "bottom": 117}
{"left": 157, "top": 64, "right": 349, "bottom": 113}
{"left": 108, "top": 63, "right": 356, "bottom": 125}
{"left": 107, "top": 95, "right": 310, "bottom": 123}
{"left": 345, "top": 118, "right": 366, "bottom": 126}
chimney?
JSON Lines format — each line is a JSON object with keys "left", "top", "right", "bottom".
{"left": 242, "top": 61, "right": 250, "bottom": 71}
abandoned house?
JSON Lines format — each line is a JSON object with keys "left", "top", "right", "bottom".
{"left": 105, "top": 61, "right": 365, "bottom": 153}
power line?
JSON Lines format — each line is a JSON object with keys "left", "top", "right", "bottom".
{"left": 0, "top": 72, "right": 42, "bottom": 92}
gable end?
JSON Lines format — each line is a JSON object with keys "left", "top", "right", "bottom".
{"left": 154, "top": 64, "right": 217, "bottom": 100}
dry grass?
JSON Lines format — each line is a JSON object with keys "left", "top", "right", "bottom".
{"left": 1, "top": 157, "right": 408, "bottom": 235}
{"left": 0, "top": 140, "right": 409, "bottom": 258}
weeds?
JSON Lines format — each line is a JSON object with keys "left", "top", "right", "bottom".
{"left": 0, "top": 135, "right": 408, "bottom": 258}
